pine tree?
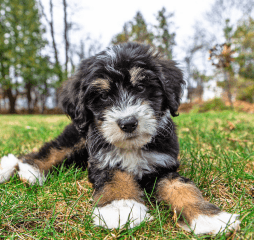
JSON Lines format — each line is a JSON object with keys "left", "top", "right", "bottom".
{"left": 154, "top": 7, "right": 175, "bottom": 59}
{"left": 233, "top": 17, "right": 254, "bottom": 103}
{"left": 0, "top": 0, "right": 48, "bottom": 113}
{"left": 209, "top": 19, "right": 235, "bottom": 108}
{"left": 112, "top": 11, "right": 153, "bottom": 45}
{"left": 111, "top": 8, "right": 176, "bottom": 60}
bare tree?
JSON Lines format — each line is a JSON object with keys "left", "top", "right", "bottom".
{"left": 63, "top": 0, "right": 69, "bottom": 75}
{"left": 205, "top": 0, "right": 247, "bottom": 108}
{"left": 39, "top": 0, "right": 63, "bottom": 108}
{"left": 39, "top": 0, "right": 60, "bottom": 73}
{"left": 205, "top": 0, "right": 254, "bottom": 40}
{"left": 209, "top": 43, "right": 235, "bottom": 108}
{"left": 76, "top": 40, "right": 86, "bottom": 61}
{"left": 75, "top": 37, "right": 102, "bottom": 61}
{"left": 38, "top": 0, "right": 102, "bottom": 110}
{"left": 183, "top": 24, "right": 214, "bottom": 102}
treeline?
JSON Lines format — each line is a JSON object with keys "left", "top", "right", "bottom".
{"left": 0, "top": 0, "right": 101, "bottom": 114}
{"left": 0, "top": 0, "right": 50, "bottom": 113}
{"left": 0, "top": 0, "right": 254, "bottom": 114}
{"left": 111, "top": 1, "right": 254, "bottom": 106}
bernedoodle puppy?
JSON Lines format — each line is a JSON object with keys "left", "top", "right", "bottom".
{"left": 0, "top": 42, "right": 240, "bottom": 235}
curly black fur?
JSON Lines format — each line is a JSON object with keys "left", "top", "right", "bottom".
{"left": 22, "top": 42, "right": 185, "bottom": 192}
{"left": 59, "top": 42, "right": 184, "bottom": 133}
{"left": 3, "top": 43, "right": 241, "bottom": 234}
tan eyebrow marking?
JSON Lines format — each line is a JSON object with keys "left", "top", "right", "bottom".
{"left": 91, "top": 78, "right": 111, "bottom": 91}
{"left": 129, "top": 67, "right": 145, "bottom": 85}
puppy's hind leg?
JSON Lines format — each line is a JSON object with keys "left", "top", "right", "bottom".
{"left": 156, "top": 173, "right": 240, "bottom": 235}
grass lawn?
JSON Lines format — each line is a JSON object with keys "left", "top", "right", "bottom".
{"left": 0, "top": 111, "right": 253, "bottom": 239}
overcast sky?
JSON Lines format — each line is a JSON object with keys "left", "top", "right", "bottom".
{"left": 41, "top": 0, "right": 216, "bottom": 61}
{"left": 41, "top": 0, "right": 225, "bottom": 101}
{"left": 71, "top": 0, "right": 214, "bottom": 47}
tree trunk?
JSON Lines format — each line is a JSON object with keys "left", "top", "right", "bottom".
{"left": 6, "top": 88, "right": 17, "bottom": 114}
{"left": 49, "top": 0, "right": 63, "bottom": 107}
{"left": 32, "top": 89, "right": 38, "bottom": 112}
{"left": 63, "top": 0, "right": 69, "bottom": 74}
{"left": 224, "top": 70, "right": 234, "bottom": 109}
{"left": 39, "top": 0, "right": 63, "bottom": 108}
{"left": 40, "top": 82, "right": 48, "bottom": 114}
{"left": 41, "top": 94, "right": 45, "bottom": 114}
{"left": 26, "top": 82, "right": 33, "bottom": 114}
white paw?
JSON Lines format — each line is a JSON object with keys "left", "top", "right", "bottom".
{"left": 182, "top": 212, "right": 240, "bottom": 235}
{"left": 0, "top": 154, "right": 45, "bottom": 185}
{"left": 18, "top": 162, "right": 45, "bottom": 185}
{"left": 93, "top": 199, "right": 150, "bottom": 229}
{"left": 0, "top": 154, "right": 19, "bottom": 183}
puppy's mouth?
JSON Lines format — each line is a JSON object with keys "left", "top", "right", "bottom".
{"left": 100, "top": 104, "right": 158, "bottom": 149}
{"left": 124, "top": 133, "right": 138, "bottom": 140}
{"left": 113, "top": 130, "right": 152, "bottom": 149}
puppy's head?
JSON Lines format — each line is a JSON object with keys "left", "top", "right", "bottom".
{"left": 60, "top": 42, "right": 184, "bottom": 149}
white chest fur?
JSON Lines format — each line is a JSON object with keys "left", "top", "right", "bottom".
{"left": 94, "top": 147, "right": 176, "bottom": 178}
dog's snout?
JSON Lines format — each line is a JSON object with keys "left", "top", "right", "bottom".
{"left": 118, "top": 116, "right": 138, "bottom": 133}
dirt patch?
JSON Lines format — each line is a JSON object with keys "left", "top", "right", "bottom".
{"left": 225, "top": 100, "right": 254, "bottom": 113}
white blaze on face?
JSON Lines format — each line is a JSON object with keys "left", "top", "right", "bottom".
{"left": 100, "top": 96, "right": 157, "bottom": 149}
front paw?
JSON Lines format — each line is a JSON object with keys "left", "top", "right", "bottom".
{"left": 0, "top": 154, "right": 45, "bottom": 185}
{"left": 0, "top": 154, "right": 19, "bottom": 183}
{"left": 18, "top": 161, "right": 45, "bottom": 185}
{"left": 93, "top": 199, "right": 150, "bottom": 229}
{"left": 181, "top": 212, "right": 240, "bottom": 235}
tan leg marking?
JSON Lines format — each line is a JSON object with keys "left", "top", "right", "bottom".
{"left": 32, "top": 148, "right": 72, "bottom": 173}
{"left": 73, "top": 138, "right": 86, "bottom": 151}
{"left": 94, "top": 171, "right": 143, "bottom": 207}
{"left": 157, "top": 177, "right": 218, "bottom": 223}
{"left": 21, "top": 137, "right": 86, "bottom": 180}
{"left": 17, "top": 148, "right": 71, "bottom": 184}
{"left": 157, "top": 177, "right": 241, "bottom": 235}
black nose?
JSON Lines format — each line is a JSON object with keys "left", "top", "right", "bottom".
{"left": 118, "top": 116, "right": 138, "bottom": 133}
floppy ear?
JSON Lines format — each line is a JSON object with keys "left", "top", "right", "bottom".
{"left": 158, "top": 59, "right": 185, "bottom": 116}
{"left": 59, "top": 76, "right": 79, "bottom": 119}
{"left": 59, "top": 58, "right": 93, "bottom": 133}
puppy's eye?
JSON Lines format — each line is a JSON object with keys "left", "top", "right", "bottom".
{"left": 154, "top": 90, "right": 163, "bottom": 97}
{"left": 136, "top": 85, "right": 145, "bottom": 93}
{"left": 100, "top": 92, "right": 108, "bottom": 100}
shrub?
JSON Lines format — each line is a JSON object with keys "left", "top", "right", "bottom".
{"left": 197, "top": 98, "right": 230, "bottom": 113}
{"left": 236, "top": 84, "right": 254, "bottom": 103}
